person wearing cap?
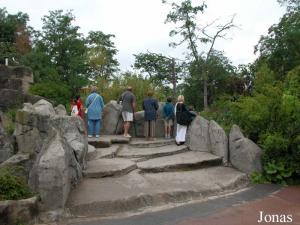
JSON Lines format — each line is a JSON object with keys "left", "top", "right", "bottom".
{"left": 85, "top": 86, "right": 104, "bottom": 138}
{"left": 120, "top": 86, "right": 136, "bottom": 138}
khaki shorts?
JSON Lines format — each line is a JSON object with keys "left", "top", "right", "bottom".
{"left": 122, "top": 112, "right": 133, "bottom": 122}
{"left": 164, "top": 119, "right": 173, "bottom": 126}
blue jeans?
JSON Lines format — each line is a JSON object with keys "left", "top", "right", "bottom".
{"left": 88, "top": 119, "right": 101, "bottom": 136}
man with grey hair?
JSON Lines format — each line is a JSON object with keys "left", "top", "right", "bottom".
{"left": 120, "top": 86, "right": 136, "bottom": 138}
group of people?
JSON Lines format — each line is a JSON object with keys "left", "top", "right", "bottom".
{"left": 71, "top": 86, "right": 196, "bottom": 145}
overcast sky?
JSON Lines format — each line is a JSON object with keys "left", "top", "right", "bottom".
{"left": 1, "top": 0, "right": 285, "bottom": 71}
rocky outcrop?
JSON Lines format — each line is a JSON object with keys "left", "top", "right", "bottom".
{"left": 12, "top": 99, "right": 87, "bottom": 210}
{"left": 101, "top": 101, "right": 123, "bottom": 135}
{"left": 229, "top": 125, "right": 262, "bottom": 174}
{"left": 209, "top": 120, "right": 228, "bottom": 164}
{"left": 0, "top": 196, "right": 39, "bottom": 225}
{"left": 186, "top": 116, "right": 210, "bottom": 152}
{"left": 0, "top": 112, "right": 15, "bottom": 163}
{"left": 0, "top": 65, "right": 43, "bottom": 110}
{"left": 54, "top": 104, "right": 67, "bottom": 116}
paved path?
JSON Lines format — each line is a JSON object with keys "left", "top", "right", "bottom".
{"left": 66, "top": 184, "right": 300, "bottom": 225}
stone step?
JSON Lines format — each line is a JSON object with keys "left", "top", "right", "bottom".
{"left": 137, "top": 151, "right": 222, "bottom": 173}
{"left": 117, "top": 144, "right": 189, "bottom": 161}
{"left": 88, "top": 135, "right": 130, "bottom": 148}
{"left": 83, "top": 158, "right": 137, "bottom": 178}
{"left": 87, "top": 145, "right": 120, "bottom": 160}
{"left": 129, "top": 138, "right": 175, "bottom": 148}
{"left": 67, "top": 166, "right": 248, "bottom": 217}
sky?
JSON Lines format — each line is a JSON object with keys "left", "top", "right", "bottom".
{"left": 1, "top": 0, "right": 286, "bottom": 71}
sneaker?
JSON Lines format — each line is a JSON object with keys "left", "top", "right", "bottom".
{"left": 88, "top": 135, "right": 93, "bottom": 138}
{"left": 124, "top": 134, "right": 131, "bottom": 138}
{"left": 95, "top": 135, "right": 100, "bottom": 138}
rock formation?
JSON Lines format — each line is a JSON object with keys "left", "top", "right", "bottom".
{"left": 229, "top": 125, "right": 262, "bottom": 174}
{"left": 10, "top": 100, "right": 87, "bottom": 210}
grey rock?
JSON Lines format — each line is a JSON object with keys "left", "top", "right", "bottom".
{"left": 229, "top": 125, "right": 262, "bottom": 174}
{"left": 129, "top": 138, "right": 174, "bottom": 148}
{"left": 29, "top": 135, "right": 82, "bottom": 210}
{"left": 137, "top": 151, "right": 222, "bottom": 173}
{"left": 209, "top": 120, "right": 228, "bottom": 164}
{"left": 33, "top": 99, "right": 56, "bottom": 116}
{"left": 118, "top": 144, "right": 188, "bottom": 160}
{"left": 55, "top": 104, "right": 67, "bottom": 116}
{"left": 0, "top": 196, "right": 39, "bottom": 225}
{"left": 186, "top": 116, "right": 210, "bottom": 152}
{"left": 68, "top": 166, "right": 248, "bottom": 217}
{"left": 83, "top": 158, "right": 137, "bottom": 178}
{"left": 101, "top": 101, "right": 123, "bottom": 135}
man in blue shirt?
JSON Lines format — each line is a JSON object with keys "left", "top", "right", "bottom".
{"left": 85, "top": 86, "right": 105, "bottom": 138}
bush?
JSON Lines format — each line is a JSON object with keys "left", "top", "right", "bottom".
{"left": 0, "top": 166, "right": 34, "bottom": 201}
{"left": 2, "top": 107, "right": 18, "bottom": 135}
{"left": 29, "top": 81, "right": 72, "bottom": 106}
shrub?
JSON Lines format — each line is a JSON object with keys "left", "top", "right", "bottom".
{"left": 29, "top": 81, "right": 72, "bottom": 106}
{"left": 0, "top": 166, "right": 34, "bottom": 201}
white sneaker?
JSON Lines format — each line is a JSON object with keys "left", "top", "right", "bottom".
{"left": 124, "top": 134, "right": 131, "bottom": 138}
{"left": 88, "top": 135, "right": 93, "bottom": 138}
{"left": 95, "top": 135, "right": 100, "bottom": 138}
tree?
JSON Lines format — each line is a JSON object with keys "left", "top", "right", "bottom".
{"left": 255, "top": 8, "right": 300, "bottom": 80}
{"left": 0, "top": 8, "right": 31, "bottom": 64}
{"left": 24, "top": 10, "right": 88, "bottom": 93}
{"left": 86, "top": 31, "right": 119, "bottom": 80}
{"left": 133, "top": 51, "right": 183, "bottom": 97}
{"left": 163, "top": 0, "right": 236, "bottom": 109}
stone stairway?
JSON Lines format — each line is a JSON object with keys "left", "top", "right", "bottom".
{"left": 67, "top": 135, "right": 249, "bottom": 218}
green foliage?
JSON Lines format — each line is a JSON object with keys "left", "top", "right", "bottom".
{"left": 263, "top": 160, "right": 293, "bottom": 184}
{"left": 94, "top": 72, "right": 166, "bottom": 111}
{"left": 29, "top": 81, "right": 71, "bottom": 106}
{"left": 0, "top": 8, "right": 31, "bottom": 64}
{"left": 0, "top": 166, "right": 33, "bottom": 201}
{"left": 86, "top": 31, "right": 119, "bottom": 80}
{"left": 3, "top": 108, "right": 18, "bottom": 135}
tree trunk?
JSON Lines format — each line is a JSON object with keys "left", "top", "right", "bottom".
{"left": 172, "top": 58, "right": 176, "bottom": 99}
{"left": 203, "top": 78, "right": 208, "bottom": 110}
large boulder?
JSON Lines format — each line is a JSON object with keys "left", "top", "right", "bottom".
{"left": 13, "top": 100, "right": 87, "bottom": 210}
{"left": 29, "top": 135, "right": 82, "bottom": 210}
{"left": 209, "top": 120, "right": 228, "bottom": 164}
{"left": 101, "top": 101, "right": 123, "bottom": 135}
{"left": 186, "top": 116, "right": 210, "bottom": 152}
{"left": 229, "top": 125, "right": 262, "bottom": 174}
{"left": 33, "top": 99, "right": 56, "bottom": 116}
{"left": 54, "top": 104, "right": 67, "bottom": 116}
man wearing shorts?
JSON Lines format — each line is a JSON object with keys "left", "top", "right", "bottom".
{"left": 120, "top": 86, "right": 136, "bottom": 138}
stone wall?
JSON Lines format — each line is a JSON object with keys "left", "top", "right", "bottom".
{"left": 0, "top": 65, "right": 42, "bottom": 110}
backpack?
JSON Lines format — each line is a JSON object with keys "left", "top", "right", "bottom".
{"left": 176, "top": 103, "right": 194, "bottom": 126}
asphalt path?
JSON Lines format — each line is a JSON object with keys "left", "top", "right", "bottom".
{"left": 66, "top": 184, "right": 300, "bottom": 225}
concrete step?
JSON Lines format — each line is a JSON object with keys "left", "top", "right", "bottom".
{"left": 83, "top": 158, "right": 137, "bottom": 178}
{"left": 67, "top": 166, "right": 248, "bottom": 217}
{"left": 117, "top": 144, "right": 189, "bottom": 161}
{"left": 88, "top": 135, "right": 130, "bottom": 148}
{"left": 129, "top": 138, "right": 175, "bottom": 148}
{"left": 137, "top": 151, "right": 222, "bottom": 173}
{"left": 87, "top": 145, "right": 120, "bottom": 160}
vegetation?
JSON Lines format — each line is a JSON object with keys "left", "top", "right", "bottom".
{"left": 1, "top": 0, "right": 299, "bottom": 184}
{"left": 0, "top": 166, "right": 34, "bottom": 200}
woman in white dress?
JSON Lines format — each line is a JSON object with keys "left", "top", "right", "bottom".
{"left": 175, "top": 95, "right": 192, "bottom": 145}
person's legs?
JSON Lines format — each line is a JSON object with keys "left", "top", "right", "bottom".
{"left": 144, "top": 121, "right": 149, "bottom": 138}
{"left": 88, "top": 119, "right": 94, "bottom": 137}
{"left": 122, "top": 112, "right": 133, "bottom": 137}
{"left": 150, "top": 120, "right": 156, "bottom": 139}
{"left": 95, "top": 119, "right": 100, "bottom": 137}
{"left": 164, "top": 120, "right": 168, "bottom": 138}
